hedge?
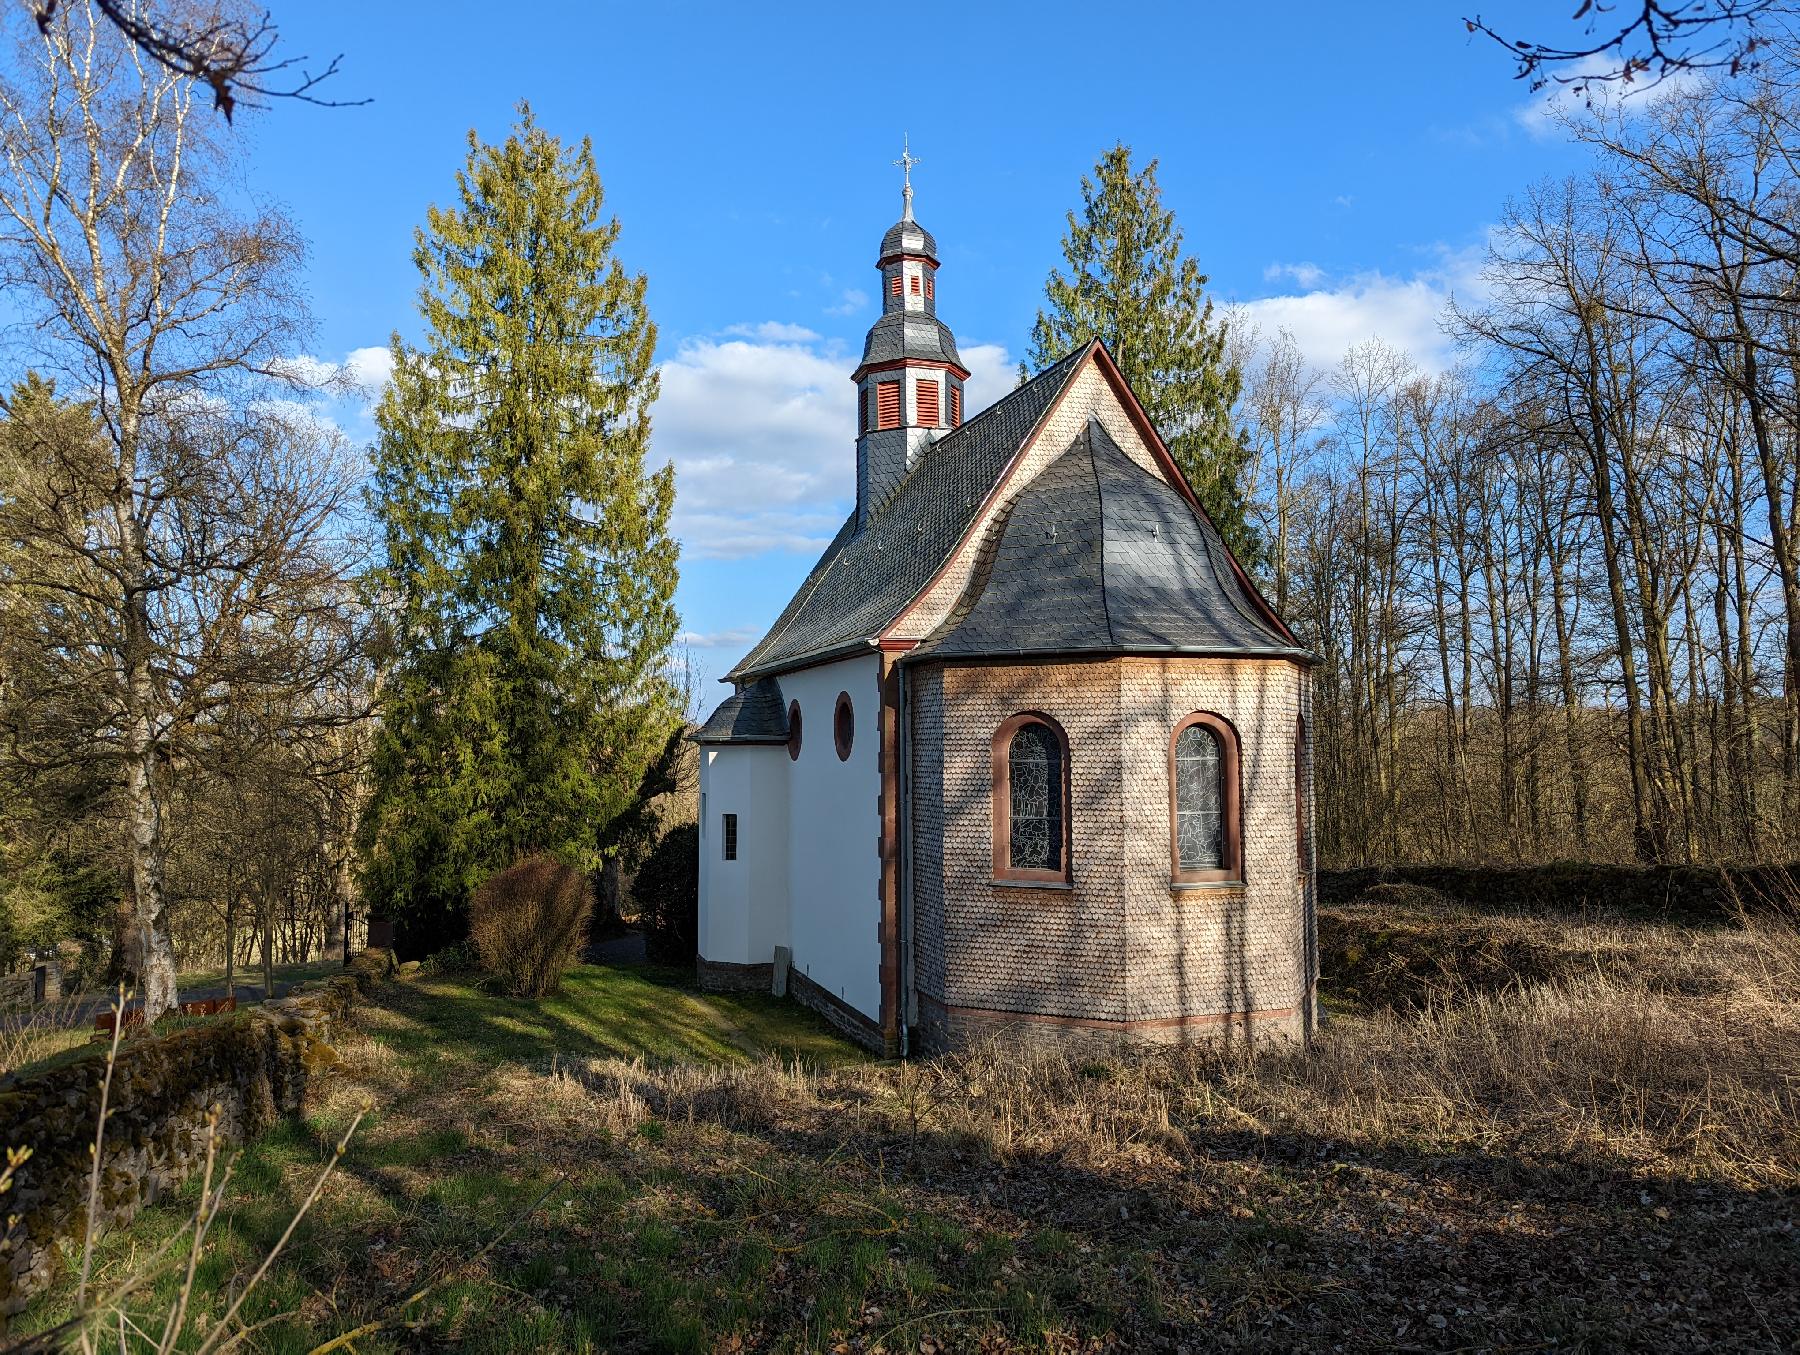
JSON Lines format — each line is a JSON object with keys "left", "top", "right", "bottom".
{"left": 1318, "top": 862, "right": 1800, "bottom": 922}
{"left": 0, "top": 947, "right": 395, "bottom": 1320}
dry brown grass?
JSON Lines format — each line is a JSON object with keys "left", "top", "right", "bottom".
{"left": 503, "top": 895, "right": 1800, "bottom": 1193}
{"left": 20, "top": 907, "right": 1798, "bottom": 1351}
{"left": 0, "top": 995, "right": 93, "bottom": 1081}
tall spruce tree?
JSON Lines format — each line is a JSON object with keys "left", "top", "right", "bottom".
{"left": 359, "top": 106, "right": 680, "bottom": 955}
{"left": 1029, "top": 144, "right": 1259, "bottom": 563}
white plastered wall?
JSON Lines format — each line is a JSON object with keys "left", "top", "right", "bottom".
{"left": 697, "top": 744, "right": 790, "bottom": 966}
{"left": 780, "top": 653, "right": 883, "bottom": 1020}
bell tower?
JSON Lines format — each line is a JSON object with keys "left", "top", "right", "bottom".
{"left": 853, "top": 138, "right": 970, "bottom": 525}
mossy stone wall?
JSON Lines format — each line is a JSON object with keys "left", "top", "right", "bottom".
{"left": 0, "top": 947, "right": 395, "bottom": 1320}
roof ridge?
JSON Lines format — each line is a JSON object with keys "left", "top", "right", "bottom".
{"left": 725, "top": 342, "right": 1100, "bottom": 684}
{"left": 869, "top": 342, "right": 1090, "bottom": 520}
{"left": 1084, "top": 416, "right": 1281, "bottom": 642}
{"left": 1083, "top": 416, "right": 1120, "bottom": 651}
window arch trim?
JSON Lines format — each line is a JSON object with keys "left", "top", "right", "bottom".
{"left": 991, "top": 712, "right": 1071, "bottom": 884}
{"left": 1168, "top": 711, "right": 1243, "bottom": 885}
{"left": 834, "top": 691, "right": 854, "bottom": 761}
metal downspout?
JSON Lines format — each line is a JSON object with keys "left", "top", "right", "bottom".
{"left": 898, "top": 660, "right": 913, "bottom": 1057}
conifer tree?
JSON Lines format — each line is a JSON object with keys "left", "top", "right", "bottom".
{"left": 1029, "top": 144, "right": 1259, "bottom": 562}
{"left": 359, "top": 106, "right": 680, "bottom": 954}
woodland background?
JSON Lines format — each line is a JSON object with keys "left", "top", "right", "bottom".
{"left": 2, "top": 4, "right": 1799, "bottom": 996}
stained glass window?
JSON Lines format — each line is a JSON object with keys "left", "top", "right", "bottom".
{"left": 1007, "top": 722, "right": 1062, "bottom": 872}
{"left": 1175, "top": 724, "right": 1223, "bottom": 871}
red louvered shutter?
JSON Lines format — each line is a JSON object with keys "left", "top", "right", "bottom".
{"left": 890, "top": 273, "right": 902, "bottom": 297}
{"left": 876, "top": 382, "right": 901, "bottom": 429}
{"left": 950, "top": 384, "right": 962, "bottom": 427}
{"left": 917, "top": 379, "right": 940, "bottom": 426}
{"left": 910, "top": 274, "right": 921, "bottom": 295}
{"left": 859, "top": 387, "right": 868, "bottom": 431}
{"left": 926, "top": 276, "right": 934, "bottom": 299}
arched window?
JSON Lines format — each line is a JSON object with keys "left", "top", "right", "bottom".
{"left": 834, "top": 691, "right": 854, "bottom": 761}
{"left": 992, "top": 714, "right": 1069, "bottom": 883}
{"left": 1169, "top": 713, "right": 1242, "bottom": 884}
{"left": 786, "top": 700, "right": 803, "bottom": 762}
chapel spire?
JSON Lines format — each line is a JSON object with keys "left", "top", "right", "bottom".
{"left": 852, "top": 140, "right": 970, "bottom": 525}
{"left": 895, "top": 133, "right": 920, "bottom": 221}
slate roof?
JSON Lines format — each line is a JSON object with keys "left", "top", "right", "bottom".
{"left": 691, "top": 675, "right": 787, "bottom": 744}
{"left": 724, "top": 344, "right": 1093, "bottom": 683}
{"left": 911, "top": 418, "right": 1309, "bottom": 663}
{"left": 857, "top": 311, "right": 964, "bottom": 372}
{"left": 879, "top": 215, "right": 937, "bottom": 262}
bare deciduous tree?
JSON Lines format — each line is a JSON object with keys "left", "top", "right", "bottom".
{"left": 0, "top": 1, "right": 359, "bottom": 1018}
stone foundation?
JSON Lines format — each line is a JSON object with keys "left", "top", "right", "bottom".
{"left": 695, "top": 955, "right": 774, "bottom": 993}
{"left": 791, "top": 968, "right": 890, "bottom": 1054}
{"left": 912, "top": 991, "right": 1306, "bottom": 1055}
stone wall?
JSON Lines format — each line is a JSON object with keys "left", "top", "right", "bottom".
{"left": 0, "top": 964, "right": 60, "bottom": 1010}
{"left": 908, "top": 656, "right": 1314, "bottom": 1052}
{"left": 0, "top": 948, "right": 395, "bottom": 1320}
{"left": 1318, "top": 862, "right": 1800, "bottom": 922}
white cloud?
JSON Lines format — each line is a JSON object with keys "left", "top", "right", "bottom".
{"left": 959, "top": 342, "right": 1016, "bottom": 416}
{"left": 272, "top": 346, "right": 393, "bottom": 400}
{"left": 1236, "top": 248, "right": 1486, "bottom": 375}
{"left": 824, "top": 288, "right": 868, "bottom": 316}
{"left": 341, "top": 346, "right": 394, "bottom": 396}
{"left": 676, "top": 625, "right": 764, "bottom": 651}
{"left": 1263, "top": 261, "right": 1326, "bottom": 288}
{"left": 653, "top": 332, "right": 856, "bottom": 560}
{"left": 652, "top": 328, "right": 1016, "bottom": 560}
{"left": 723, "top": 321, "right": 820, "bottom": 343}
{"left": 268, "top": 354, "right": 337, "bottom": 388}
{"left": 1513, "top": 54, "right": 1700, "bottom": 139}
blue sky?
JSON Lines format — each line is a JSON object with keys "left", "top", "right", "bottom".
{"left": 237, "top": 2, "right": 1608, "bottom": 689}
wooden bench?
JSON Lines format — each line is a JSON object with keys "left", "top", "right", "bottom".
{"left": 92, "top": 994, "right": 237, "bottom": 1036}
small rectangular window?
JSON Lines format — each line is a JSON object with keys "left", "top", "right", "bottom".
{"left": 949, "top": 384, "right": 962, "bottom": 427}
{"left": 722, "top": 813, "right": 738, "bottom": 861}
{"left": 909, "top": 274, "right": 921, "bottom": 295}
{"left": 876, "top": 381, "right": 901, "bottom": 429}
{"left": 926, "top": 276, "right": 934, "bottom": 300}
{"left": 890, "top": 273, "right": 902, "bottom": 297}
{"left": 917, "top": 379, "right": 940, "bottom": 426}
{"left": 859, "top": 387, "right": 868, "bottom": 432}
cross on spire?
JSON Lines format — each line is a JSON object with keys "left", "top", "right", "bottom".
{"left": 894, "top": 134, "right": 920, "bottom": 221}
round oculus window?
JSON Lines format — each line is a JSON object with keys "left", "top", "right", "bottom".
{"left": 834, "top": 691, "right": 854, "bottom": 761}
{"left": 786, "top": 700, "right": 802, "bottom": 761}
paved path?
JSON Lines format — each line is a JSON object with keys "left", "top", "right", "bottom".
{"left": 61, "top": 978, "right": 294, "bottom": 1026}
{"left": 585, "top": 930, "right": 647, "bottom": 965}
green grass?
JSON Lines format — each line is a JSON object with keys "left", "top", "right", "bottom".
{"left": 380, "top": 962, "right": 864, "bottom": 1070}
{"left": 176, "top": 956, "right": 346, "bottom": 994}
{"left": 17, "top": 921, "right": 1795, "bottom": 1352}
{"left": 12, "top": 962, "right": 880, "bottom": 1351}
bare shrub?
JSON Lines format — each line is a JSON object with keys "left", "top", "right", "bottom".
{"left": 468, "top": 855, "right": 594, "bottom": 998}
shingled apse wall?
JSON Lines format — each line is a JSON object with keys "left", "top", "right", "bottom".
{"left": 909, "top": 657, "right": 1315, "bottom": 1052}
